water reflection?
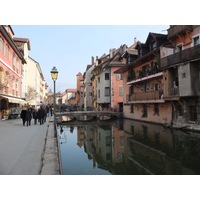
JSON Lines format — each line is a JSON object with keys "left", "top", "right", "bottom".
{"left": 58, "top": 119, "right": 200, "bottom": 175}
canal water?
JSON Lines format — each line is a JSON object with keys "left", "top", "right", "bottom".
{"left": 57, "top": 118, "right": 200, "bottom": 175}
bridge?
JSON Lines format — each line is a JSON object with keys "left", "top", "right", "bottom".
{"left": 56, "top": 111, "right": 123, "bottom": 122}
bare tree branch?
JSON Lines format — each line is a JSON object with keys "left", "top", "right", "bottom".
{"left": 25, "top": 86, "right": 38, "bottom": 102}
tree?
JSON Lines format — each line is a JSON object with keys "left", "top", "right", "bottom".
{"left": 25, "top": 86, "right": 38, "bottom": 102}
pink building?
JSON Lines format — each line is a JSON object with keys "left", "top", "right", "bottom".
{"left": 0, "top": 25, "right": 26, "bottom": 119}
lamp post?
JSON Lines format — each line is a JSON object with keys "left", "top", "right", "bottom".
{"left": 50, "top": 66, "right": 58, "bottom": 137}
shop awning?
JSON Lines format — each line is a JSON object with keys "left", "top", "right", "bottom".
{"left": 0, "top": 95, "right": 27, "bottom": 105}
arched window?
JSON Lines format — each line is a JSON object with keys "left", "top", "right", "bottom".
{"left": 0, "top": 67, "right": 3, "bottom": 92}
{"left": 5, "top": 71, "right": 10, "bottom": 94}
{"left": 5, "top": 44, "right": 9, "bottom": 59}
{"left": 15, "top": 79, "right": 18, "bottom": 96}
{"left": 0, "top": 37, "right": 4, "bottom": 54}
{"left": 12, "top": 76, "right": 15, "bottom": 95}
{"left": 12, "top": 53, "right": 16, "bottom": 71}
{"left": 16, "top": 58, "right": 19, "bottom": 74}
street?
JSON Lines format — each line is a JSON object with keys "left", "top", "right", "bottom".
{"left": 0, "top": 117, "right": 48, "bottom": 175}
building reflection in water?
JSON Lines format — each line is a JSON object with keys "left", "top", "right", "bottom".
{"left": 58, "top": 119, "right": 200, "bottom": 175}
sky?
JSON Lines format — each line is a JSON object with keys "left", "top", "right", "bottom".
{"left": 12, "top": 25, "right": 169, "bottom": 92}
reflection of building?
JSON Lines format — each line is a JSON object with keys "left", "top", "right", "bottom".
{"left": 95, "top": 125, "right": 112, "bottom": 164}
{"left": 112, "top": 126, "right": 125, "bottom": 164}
{"left": 123, "top": 119, "right": 200, "bottom": 174}
{"left": 61, "top": 118, "right": 200, "bottom": 174}
{"left": 77, "top": 126, "right": 85, "bottom": 147}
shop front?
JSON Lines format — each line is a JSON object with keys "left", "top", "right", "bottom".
{"left": 0, "top": 94, "right": 27, "bottom": 119}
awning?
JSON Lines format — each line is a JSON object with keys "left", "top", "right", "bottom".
{"left": 0, "top": 95, "right": 27, "bottom": 105}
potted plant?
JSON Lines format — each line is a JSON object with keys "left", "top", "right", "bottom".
{"left": 2, "top": 110, "right": 9, "bottom": 120}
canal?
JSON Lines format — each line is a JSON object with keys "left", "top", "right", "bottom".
{"left": 57, "top": 118, "right": 200, "bottom": 175}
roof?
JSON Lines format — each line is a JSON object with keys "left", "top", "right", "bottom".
{"left": 0, "top": 26, "right": 26, "bottom": 64}
{"left": 76, "top": 72, "right": 82, "bottom": 76}
{"left": 13, "top": 37, "right": 31, "bottom": 50}
{"left": 66, "top": 89, "right": 77, "bottom": 93}
{"left": 145, "top": 32, "right": 167, "bottom": 44}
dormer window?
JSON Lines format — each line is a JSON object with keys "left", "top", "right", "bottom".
{"left": 127, "top": 56, "right": 131, "bottom": 64}
{"left": 150, "top": 41, "right": 156, "bottom": 51}
{"left": 193, "top": 36, "right": 199, "bottom": 46}
{"left": 175, "top": 44, "right": 182, "bottom": 53}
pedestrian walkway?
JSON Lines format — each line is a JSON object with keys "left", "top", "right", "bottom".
{"left": 0, "top": 116, "right": 60, "bottom": 175}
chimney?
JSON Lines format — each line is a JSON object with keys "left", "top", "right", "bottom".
{"left": 109, "top": 48, "right": 116, "bottom": 58}
{"left": 134, "top": 37, "right": 137, "bottom": 44}
{"left": 95, "top": 56, "right": 98, "bottom": 65}
{"left": 91, "top": 56, "right": 94, "bottom": 65}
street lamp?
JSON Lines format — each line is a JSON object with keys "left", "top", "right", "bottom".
{"left": 50, "top": 66, "right": 58, "bottom": 137}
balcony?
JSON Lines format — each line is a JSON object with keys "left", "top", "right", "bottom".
{"left": 163, "top": 87, "right": 180, "bottom": 101}
{"left": 127, "top": 66, "right": 162, "bottom": 84}
{"left": 168, "top": 25, "right": 193, "bottom": 39}
{"left": 126, "top": 91, "right": 164, "bottom": 103}
{"left": 127, "top": 72, "right": 163, "bottom": 85}
{"left": 161, "top": 44, "right": 200, "bottom": 69}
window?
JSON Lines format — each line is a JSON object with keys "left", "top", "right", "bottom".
{"left": 130, "top": 104, "right": 134, "bottom": 113}
{"left": 98, "top": 77, "right": 100, "bottom": 83}
{"left": 4, "top": 71, "right": 9, "bottom": 84}
{"left": 119, "top": 86, "right": 123, "bottom": 96}
{"left": 142, "top": 104, "right": 147, "bottom": 117}
{"left": 154, "top": 103, "right": 159, "bottom": 115}
{"left": 150, "top": 41, "right": 156, "bottom": 50}
{"left": 105, "top": 87, "right": 110, "bottom": 97}
{"left": 5, "top": 44, "right": 9, "bottom": 59}
{"left": 0, "top": 68, "right": 3, "bottom": 92}
{"left": 154, "top": 83, "right": 158, "bottom": 91}
{"left": 182, "top": 72, "right": 186, "bottom": 78}
{"left": 13, "top": 53, "right": 16, "bottom": 71}
{"left": 189, "top": 106, "right": 197, "bottom": 121}
{"left": 117, "top": 74, "right": 123, "bottom": 80}
{"left": 16, "top": 79, "right": 18, "bottom": 94}
{"left": 105, "top": 136, "right": 111, "bottom": 146}
{"left": 105, "top": 73, "right": 109, "bottom": 80}
{"left": 193, "top": 36, "right": 199, "bottom": 46}
{"left": 120, "top": 136, "right": 125, "bottom": 147}
{"left": 98, "top": 90, "right": 100, "bottom": 98}
{"left": 0, "top": 37, "right": 4, "bottom": 54}
{"left": 130, "top": 85, "right": 134, "bottom": 95}
{"left": 175, "top": 44, "right": 182, "bottom": 53}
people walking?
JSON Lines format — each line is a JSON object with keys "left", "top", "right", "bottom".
{"left": 50, "top": 106, "right": 53, "bottom": 116}
{"left": 46, "top": 105, "right": 50, "bottom": 117}
{"left": 32, "top": 108, "right": 38, "bottom": 125}
{"left": 26, "top": 108, "right": 32, "bottom": 126}
{"left": 37, "top": 106, "right": 45, "bottom": 125}
{"left": 20, "top": 107, "right": 27, "bottom": 126}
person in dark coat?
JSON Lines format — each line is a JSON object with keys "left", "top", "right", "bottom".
{"left": 32, "top": 108, "right": 38, "bottom": 125}
{"left": 46, "top": 105, "right": 50, "bottom": 117}
{"left": 20, "top": 107, "right": 27, "bottom": 126}
{"left": 37, "top": 106, "right": 45, "bottom": 125}
{"left": 26, "top": 108, "right": 32, "bottom": 126}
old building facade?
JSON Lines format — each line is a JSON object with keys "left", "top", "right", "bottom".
{"left": 161, "top": 25, "right": 200, "bottom": 127}
{"left": 0, "top": 25, "right": 27, "bottom": 118}
{"left": 0, "top": 25, "right": 48, "bottom": 119}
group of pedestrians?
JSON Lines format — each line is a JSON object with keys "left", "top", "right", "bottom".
{"left": 20, "top": 105, "right": 51, "bottom": 126}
